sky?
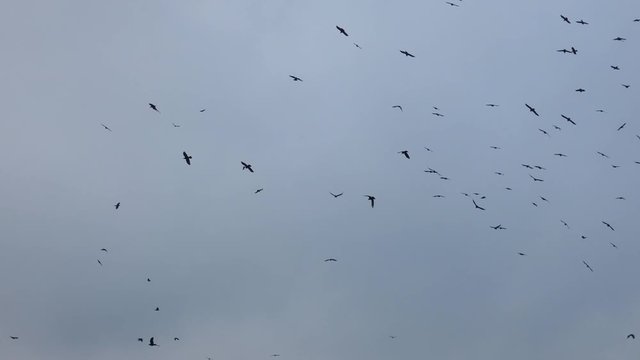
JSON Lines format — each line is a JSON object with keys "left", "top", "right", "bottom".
{"left": 1, "top": 0, "right": 640, "bottom": 359}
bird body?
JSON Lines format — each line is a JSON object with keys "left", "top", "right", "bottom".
{"left": 289, "top": 75, "right": 303, "bottom": 82}
{"left": 149, "top": 337, "right": 158, "bottom": 346}
{"left": 400, "top": 50, "right": 415, "bottom": 57}
{"left": 525, "top": 104, "right": 539, "bottom": 116}
{"left": 183, "top": 152, "right": 192, "bottom": 165}
{"left": 324, "top": 258, "right": 337, "bottom": 262}
{"left": 336, "top": 26, "right": 348, "bottom": 36}
{"left": 149, "top": 103, "right": 159, "bottom": 112}
{"left": 364, "top": 195, "right": 375, "bottom": 208}
{"left": 392, "top": 105, "right": 403, "bottom": 111}
{"left": 241, "top": 161, "right": 254, "bottom": 173}
{"left": 398, "top": 150, "right": 410, "bottom": 159}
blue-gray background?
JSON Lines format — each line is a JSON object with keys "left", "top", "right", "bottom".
{"left": 1, "top": 1, "right": 639, "bottom": 359}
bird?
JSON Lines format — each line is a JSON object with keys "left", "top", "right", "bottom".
{"left": 432, "top": 112, "right": 444, "bottom": 117}
{"left": 271, "top": 355, "right": 281, "bottom": 357}
{"left": 9, "top": 336, "right": 18, "bottom": 340}
{"left": 364, "top": 195, "right": 375, "bottom": 208}
{"left": 575, "top": 88, "right": 585, "bottom": 92}
{"left": 576, "top": 19, "right": 589, "bottom": 25}
{"left": 495, "top": 172, "right": 504, "bottom": 176}
{"left": 505, "top": 187, "right": 513, "bottom": 191}
{"left": 433, "top": 195, "right": 445, "bottom": 198}
{"left": 97, "top": 259, "right": 102, "bottom": 266}
{"left": 148, "top": 103, "right": 159, "bottom": 112}
{"left": 255, "top": 188, "right": 264, "bottom": 194}
{"left": 529, "top": 174, "right": 544, "bottom": 182}
{"left": 445, "top": 1, "right": 460, "bottom": 6}
{"left": 486, "top": 103, "right": 499, "bottom": 107}
{"left": 616, "top": 196, "right": 625, "bottom": 200}
{"left": 353, "top": 43, "right": 362, "bottom": 49}
{"left": 602, "top": 221, "right": 615, "bottom": 231}
{"left": 399, "top": 50, "right": 415, "bottom": 57}
{"left": 115, "top": 202, "right": 120, "bottom": 209}
{"left": 324, "top": 258, "right": 337, "bottom": 262}
{"left": 392, "top": 105, "right": 403, "bottom": 111}
{"left": 627, "top": 334, "right": 635, "bottom": 339}
{"left": 635, "top": 18, "right": 640, "bottom": 22}
{"left": 155, "top": 307, "right": 159, "bottom": 311}
{"left": 241, "top": 161, "right": 254, "bottom": 173}
{"left": 336, "top": 25, "right": 348, "bottom": 36}
{"left": 389, "top": 335, "right": 397, "bottom": 339}
{"left": 148, "top": 337, "right": 158, "bottom": 346}
{"left": 613, "top": 37, "right": 627, "bottom": 41}
{"left": 522, "top": 164, "right": 533, "bottom": 169}
{"left": 596, "top": 109, "right": 605, "bottom": 112}
{"left": 554, "top": 153, "right": 568, "bottom": 157}
{"left": 172, "top": 123, "right": 181, "bottom": 127}
{"left": 561, "top": 220, "right": 570, "bottom": 228}
{"left": 137, "top": 338, "right": 143, "bottom": 342}
{"left": 424, "top": 168, "right": 440, "bottom": 175}
{"left": 517, "top": 252, "right": 526, "bottom": 256}
{"left": 538, "top": 128, "right": 550, "bottom": 136}
{"left": 174, "top": 337, "right": 180, "bottom": 341}
{"left": 532, "top": 202, "right": 538, "bottom": 207}
{"left": 424, "top": 147, "right": 432, "bottom": 152}
{"left": 622, "top": 84, "right": 630, "bottom": 88}
{"left": 581, "top": 235, "right": 587, "bottom": 239}
{"left": 582, "top": 261, "right": 594, "bottom": 272}
{"left": 597, "top": 152, "right": 609, "bottom": 158}
{"left": 199, "top": 109, "right": 206, "bottom": 112}
{"left": 289, "top": 75, "right": 303, "bottom": 82}
{"left": 100, "top": 248, "right": 108, "bottom": 252}
{"left": 330, "top": 192, "right": 343, "bottom": 198}
{"left": 440, "top": 176, "right": 450, "bottom": 180}
{"left": 617, "top": 123, "right": 627, "bottom": 131}
{"left": 540, "top": 196, "right": 549, "bottom": 202}
{"left": 534, "top": 165, "right": 546, "bottom": 170}
{"left": 147, "top": 278, "right": 151, "bottom": 282}
{"left": 571, "top": 47, "right": 578, "bottom": 54}
{"left": 525, "top": 104, "right": 539, "bottom": 116}
{"left": 472, "top": 199, "right": 485, "bottom": 211}
{"left": 490, "top": 146, "right": 501, "bottom": 150}
{"left": 398, "top": 150, "right": 410, "bottom": 159}
{"left": 490, "top": 224, "right": 506, "bottom": 230}
{"left": 560, "top": 15, "right": 571, "bottom": 23}
{"left": 557, "top": 49, "right": 571, "bottom": 53}
{"left": 561, "top": 114, "right": 576, "bottom": 125}
{"left": 183, "top": 151, "right": 192, "bottom": 165}
{"left": 100, "top": 123, "right": 112, "bottom": 131}
{"left": 553, "top": 125, "right": 562, "bottom": 130}
{"left": 610, "top": 242, "right": 618, "bottom": 249}
{"left": 611, "top": 65, "right": 620, "bottom": 70}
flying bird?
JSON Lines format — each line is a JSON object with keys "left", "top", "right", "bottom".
{"left": 517, "top": 252, "right": 526, "bottom": 256}
{"left": 330, "top": 192, "right": 343, "bottom": 198}
{"left": 100, "top": 248, "right": 108, "bottom": 252}
{"left": 148, "top": 103, "right": 159, "bottom": 112}
{"left": 575, "top": 88, "right": 585, "bottom": 92}
{"left": 398, "top": 150, "right": 410, "bottom": 159}
{"left": 324, "top": 258, "right": 337, "bottom": 262}
{"left": 571, "top": 47, "right": 578, "bottom": 54}
{"left": 199, "top": 109, "right": 206, "bottom": 112}
{"left": 529, "top": 174, "right": 544, "bottom": 182}
{"left": 627, "top": 334, "right": 635, "bottom": 339}
{"left": 616, "top": 196, "right": 625, "bottom": 200}
{"left": 538, "top": 128, "right": 550, "bottom": 136}
{"left": 602, "top": 221, "right": 615, "bottom": 231}
{"left": 100, "top": 123, "right": 112, "bottom": 131}
{"left": 534, "top": 165, "right": 546, "bottom": 170}
{"left": 115, "top": 202, "right": 120, "bottom": 209}
{"left": 172, "top": 123, "right": 181, "bottom": 127}
{"left": 490, "top": 224, "right": 506, "bottom": 230}
{"left": 147, "top": 278, "right": 151, "bottom": 282}
{"left": 561, "top": 220, "right": 570, "bottom": 228}
{"left": 289, "top": 75, "right": 303, "bottom": 81}
{"left": 183, "top": 151, "right": 192, "bottom": 165}
{"left": 445, "top": 1, "right": 460, "bottom": 6}
{"left": 617, "top": 123, "right": 627, "bottom": 131}
{"left": 399, "top": 50, "right": 415, "bottom": 57}
{"left": 148, "top": 337, "right": 158, "bottom": 346}
{"left": 432, "top": 112, "right": 444, "bottom": 117}
{"left": 554, "top": 153, "right": 568, "bottom": 157}
{"left": 557, "top": 49, "right": 571, "bottom": 53}
{"left": 622, "top": 84, "right": 630, "bottom": 88}
{"left": 485, "top": 103, "right": 499, "bottom": 107}
{"left": 561, "top": 114, "right": 576, "bottom": 125}
{"left": 9, "top": 336, "right": 18, "bottom": 340}
{"left": 560, "top": 15, "right": 571, "bottom": 23}
{"left": 522, "top": 164, "right": 533, "bottom": 169}
{"left": 97, "top": 259, "right": 102, "bottom": 266}
{"left": 582, "top": 261, "right": 594, "bottom": 272}
{"left": 576, "top": 19, "right": 589, "bottom": 25}
{"left": 174, "top": 337, "right": 180, "bottom": 341}
{"left": 241, "top": 161, "right": 254, "bottom": 173}
{"left": 433, "top": 194, "right": 445, "bottom": 198}
{"left": 525, "top": 104, "right": 539, "bottom": 116}
{"left": 611, "top": 65, "right": 620, "bottom": 70}
{"left": 610, "top": 242, "right": 618, "bottom": 248}
{"left": 472, "top": 199, "right": 485, "bottom": 211}
{"left": 613, "top": 37, "right": 627, "bottom": 41}
{"left": 255, "top": 188, "right": 264, "bottom": 194}
{"left": 597, "top": 152, "right": 609, "bottom": 158}
{"left": 540, "top": 196, "right": 549, "bottom": 202}
{"left": 490, "top": 146, "right": 501, "bottom": 150}
{"left": 553, "top": 125, "right": 562, "bottom": 130}
{"left": 155, "top": 307, "right": 159, "bottom": 311}
{"left": 392, "top": 105, "right": 403, "bottom": 111}
{"left": 495, "top": 172, "right": 504, "bottom": 176}
{"left": 353, "top": 43, "right": 362, "bottom": 49}
{"left": 364, "top": 195, "right": 375, "bottom": 208}
{"left": 336, "top": 26, "right": 348, "bottom": 36}
{"left": 137, "top": 338, "right": 143, "bottom": 342}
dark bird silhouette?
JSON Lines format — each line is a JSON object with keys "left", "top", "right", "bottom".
{"left": 199, "top": 109, "right": 206, "bottom": 112}
{"left": 147, "top": 278, "right": 151, "bottom": 282}
{"left": 174, "top": 337, "right": 180, "bottom": 341}
{"left": 616, "top": 196, "right": 625, "bottom": 200}
{"left": 183, "top": 152, "right": 192, "bottom": 165}
{"left": 424, "top": 147, "right": 432, "bottom": 152}
{"left": 392, "top": 105, "right": 403, "bottom": 111}
{"left": 490, "top": 224, "right": 506, "bottom": 230}
{"left": 149, "top": 103, "right": 159, "bottom": 112}
{"left": 115, "top": 202, "right": 120, "bottom": 209}
{"left": 622, "top": 84, "right": 630, "bottom": 88}
{"left": 611, "top": 242, "right": 618, "bottom": 248}
{"left": 289, "top": 75, "right": 303, "bottom": 82}
{"left": 612, "top": 165, "right": 621, "bottom": 168}
{"left": 148, "top": 337, "right": 158, "bottom": 346}
{"left": 100, "top": 123, "right": 112, "bottom": 131}
{"left": 557, "top": 49, "right": 571, "bottom": 53}
{"left": 505, "top": 187, "right": 512, "bottom": 190}
{"left": 611, "top": 65, "right": 620, "bottom": 70}
{"left": 596, "top": 109, "right": 605, "bottom": 112}
{"left": 271, "top": 355, "right": 281, "bottom": 357}
{"left": 538, "top": 128, "right": 550, "bottom": 136}
{"left": 532, "top": 202, "right": 538, "bottom": 207}
{"left": 472, "top": 200, "right": 485, "bottom": 211}
{"left": 9, "top": 336, "right": 18, "bottom": 340}
{"left": 490, "top": 146, "right": 501, "bottom": 150}
{"left": 324, "top": 258, "right": 337, "bottom": 262}
{"left": 597, "top": 152, "right": 609, "bottom": 158}
{"left": 432, "top": 112, "right": 444, "bottom": 117}
{"left": 336, "top": 26, "right": 348, "bottom": 36}
{"left": 522, "top": 164, "right": 533, "bottom": 169}
{"left": 529, "top": 174, "right": 544, "bottom": 182}
{"left": 617, "top": 123, "right": 627, "bottom": 131}
{"left": 424, "top": 168, "right": 440, "bottom": 175}
{"left": 389, "top": 335, "right": 397, "bottom": 339}
{"left": 540, "top": 196, "right": 549, "bottom": 202}
{"left": 561, "top": 114, "right": 576, "bottom": 125}
{"left": 255, "top": 188, "right": 264, "bottom": 194}
{"left": 613, "top": 37, "right": 627, "bottom": 41}
{"left": 172, "top": 123, "right": 180, "bottom": 127}
{"left": 525, "top": 104, "right": 539, "bottom": 116}
{"left": 602, "top": 221, "right": 615, "bottom": 231}
{"left": 517, "top": 252, "right": 526, "bottom": 256}
{"left": 353, "top": 43, "right": 362, "bottom": 49}
{"left": 560, "top": 15, "right": 571, "bottom": 23}
{"left": 576, "top": 19, "right": 588, "bottom": 25}
{"left": 554, "top": 153, "right": 568, "bottom": 157}
{"left": 635, "top": 19, "right": 640, "bottom": 22}
{"left": 561, "top": 220, "right": 570, "bottom": 228}
{"left": 582, "top": 261, "right": 594, "bottom": 272}
{"left": 575, "top": 88, "right": 585, "bottom": 92}
{"left": 433, "top": 195, "right": 445, "bottom": 198}
{"left": 330, "top": 192, "right": 343, "bottom": 198}
{"left": 553, "top": 125, "right": 562, "bottom": 130}
{"left": 440, "top": 176, "right": 450, "bottom": 180}
{"left": 155, "top": 307, "right": 159, "bottom": 311}
{"left": 241, "top": 161, "right": 254, "bottom": 173}
{"left": 534, "top": 165, "right": 546, "bottom": 170}
{"left": 581, "top": 235, "right": 587, "bottom": 239}
{"left": 495, "top": 172, "right": 504, "bottom": 175}
{"left": 398, "top": 150, "right": 410, "bottom": 159}
{"left": 100, "top": 248, "right": 108, "bottom": 252}
{"left": 400, "top": 50, "right": 415, "bottom": 57}
{"left": 627, "top": 334, "right": 635, "bottom": 339}
{"left": 445, "top": 1, "right": 460, "bottom": 6}
{"left": 97, "top": 259, "right": 102, "bottom": 266}
{"left": 571, "top": 47, "right": 578, "bottom": 54}
{"left": 364, "top": 195, "right": 375, "bottom": 208}
{"left": 137, "top": 338, "right": 143, "bottom": 342}
{"left": 486, "top": 103, "right": 499, "bottom": 107}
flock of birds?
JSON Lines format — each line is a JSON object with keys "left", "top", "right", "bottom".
{"left": 4, "top": 5, "right": 640, "bottom": 359}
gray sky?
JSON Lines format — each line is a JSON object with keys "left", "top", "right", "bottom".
{"left": 1, "top": 0, "right": 640, "bottom": 359}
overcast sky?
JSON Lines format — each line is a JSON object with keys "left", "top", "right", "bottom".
{"left": 1, "top": 0, "right": 640, "bottom": 359}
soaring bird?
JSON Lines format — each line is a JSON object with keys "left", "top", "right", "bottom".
{"left": 289, "top": 75, "right": 303, "bottom": 81}
{"left": 433, "top": 194, "right": 445, "bottom": 198}
{"left": 495, "top": 172, "right": 504, "bottom": 176}
{"left": 597, "top": 152, "right": 609, "bottom": 158}
{"left": 100, "top": 123, "right": 112, "bottom": 131}
{"left": 241, "top": 161, "right": 254, "bottom": 172}
{"left": 635, "top": 19, "right": 640, "bottom": 22}
{"left": 622, "top": 84, "right": 630, "bottom": 88}
{"left": 486, "top": 103, "right": 499, "bottom": 107}
{"left": 432, "top": 112, "right": 444, "bottom": 117}
{"left": 571, "top": 47, "right": 578, "bottom": 54}
{"left": 255, "top": 188, "right": 264, "bottom": 194}
{"left": 602, "top": 221, "right": 615, "bottom": 231}
{"left": 490, "top": 224, "right": 506, "bottom": 230}
{"left": 576, "top": 19, "right": 589, "bottom": 25}
{"left": 445, "top": 1, "right": 460, "bottom": 6}
{"left": 522, "top": 164, "right": 533, "bottom": 169}
{"left": 174, "top": 337, "right": 180, "bottom": 341}
{"left": 330, "top": 192, "right": 343, "bottom": 198}
{"left": 115, "top": 202, "right": 120, "bottom": 209}
{"left": 172, "top": 123, "right": 181, "bottom": 127}
{"left": 561, "top": 220, "right": 570, "bottom": 228}
{"left": 611, "top": 242, "right": 618, "bottom": 248}
{"left": 155, "top": 307, "right": 159, "bottom": 311}
{"left": 575, "top": 88, "right": 585, "bottom": 92}
{"left": 554, "top": 153, "right": 568, "bottom": 157}
{"left": 616, "top": 196, "right": 625, "bottom": 200}
{"left": 364, "top": 195, "right": 375, "bottom": 208}
{"left": 525, "top": 104, "right": 539, "bottom": 116}
{"left": 538, "top": 128, "right": 550, "bottom": 136}
{"left": 324, "top": 258, "right": 337, "bottom": 262}
{"left": 424, "top": 147, "right": 432, "bottom": 152}
{"left": 392, "top": 105, "right": 403, "bottom": 111}
{"left": 472, "top": 200, "right": 485, "bottom": 211}
{"left": 490, "top": 146, "right": 501, "bottom": 150}
{"left": 148, "top": 103, "right": 159, "bottom": 112}
{"left": 611, "top": 65, "right": 620, "bottom": 70}
{"left": 561, "top": 114, "right": 576, "bottom": 125}
{"left": 424, "top": 168, "right": 440, "bottom": 175}
{"left": 183, "top": 152, "right": 192, "bottom": 165}
{"left": 517, "top": 252, "right": 526, "bottom": 256}
{"left": 148, "top": 337, "right": 158, "bottom": 346}
{"left": 532, "top": 202, "right": 538, "bottom": 207}
{"left": 627, "top": 334, "right": 635, "bottom": 339}
{"left": 560, "top": 15, "right": 571, "bottom": 23}
{"left": 613, "top": 37, "right": 627, "bottom": 41}
{"left": 400, "top": 50, "right": 415, "bottom": 57}
{"left": 100, "top": 248, "right": 108, "bottom": 252}
{"left": 199, "top": 109, "right": 206, "bottom": 112}
{"left": 137, "top": 338, "right": 143, "bottom": 342}
{"left": 97, "top": 259, "right": 102, "bottom": 266}
{"left": 553, "top": 125, "right": 562, "bottom": 130}
{"left": 9, "top": 336, "right": 18, "bottom": 340}
{"left": 336, "top": 26, "right": 348, "bottom": 36}
{"left": 617, "top": 123, "right": 627, "bottom": 131}
{"left": 557, "top": 49, "right": 571, "bottom": 53}
{"left": 540, "top": 196, "right": 549, "bottom": 202}
{"left": 353, "top": 43, "right": 362, "bottom": 49}
{"left": 398, "top": 150, "right": 410, "bottom": 159}
{"left": 534, "top": 165, "right": 546, "bottom": 170}
{"left": 147, "top": 278, "right": 151, "bottom": 282}
{"left": 529, "top": 174, "right": 544, "bottom": 182}
{"left": 582, "top": 261, "right": 594, "bottom": 272}
{"left": 389, "top": 335, "right": 397, "bottom": 339}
